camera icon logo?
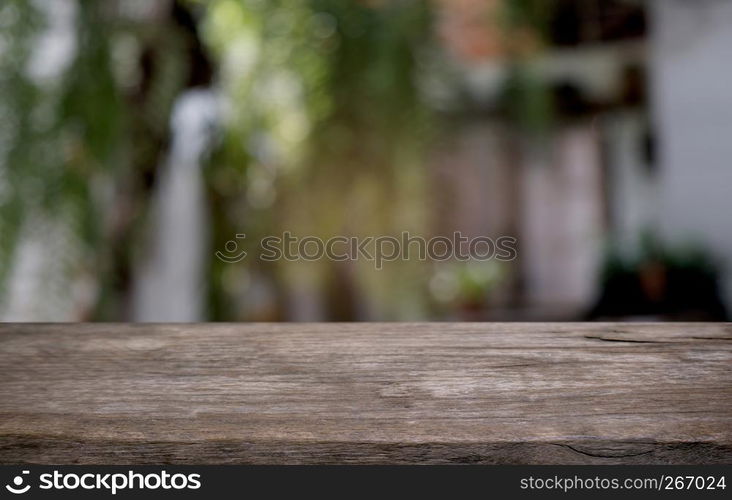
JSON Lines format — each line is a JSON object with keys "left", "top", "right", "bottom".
{"left": 5, "top": 470, "right": 31, "bottom": 494}
{"left": 215, "top": 233, "right": 247, "bottom": 263}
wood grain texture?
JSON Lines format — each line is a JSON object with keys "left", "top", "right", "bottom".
{"left": 0, "top": 323, "right": 730, "bottom": 464}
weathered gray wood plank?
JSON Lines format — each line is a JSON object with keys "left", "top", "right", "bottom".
{"left": 0, "top": 323, "right": 730, "bottom": 464}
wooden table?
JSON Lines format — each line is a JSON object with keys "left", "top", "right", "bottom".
{"left": 0, "top": 323, "right": 730, "bottom": 464}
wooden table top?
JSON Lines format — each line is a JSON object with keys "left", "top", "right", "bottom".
{"left": 0, "top": 323, "right": 730, "bottom": 464}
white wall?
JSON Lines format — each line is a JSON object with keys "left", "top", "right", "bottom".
{"left": 651, "top": 0, "right": 732, "bottom": 309}
{"left": 521, "top": 126, "right": 604, "bottom": 310}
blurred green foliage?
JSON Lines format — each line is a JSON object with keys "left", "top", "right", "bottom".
{"left": 0, "top": 0, "right": 440, "bottom": 319}
{"left": 0, "top": 0, "right": 210, "bottom": 317}
{"left": 0, "top": 1, "right": 124, "bottom": 306}
{"left": 2, "top": 0, "right": 546, "bottom": 320}
{"left": 203, "top": 0, "right": 437, "bottom": 319}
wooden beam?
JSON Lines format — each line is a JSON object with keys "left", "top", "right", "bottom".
{"left": 0, "top": 323, "right": 730, "bottom": 464}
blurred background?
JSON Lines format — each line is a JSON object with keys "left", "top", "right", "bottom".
{"left": 0, "top": 0, "right": 730, "bottom": 322}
